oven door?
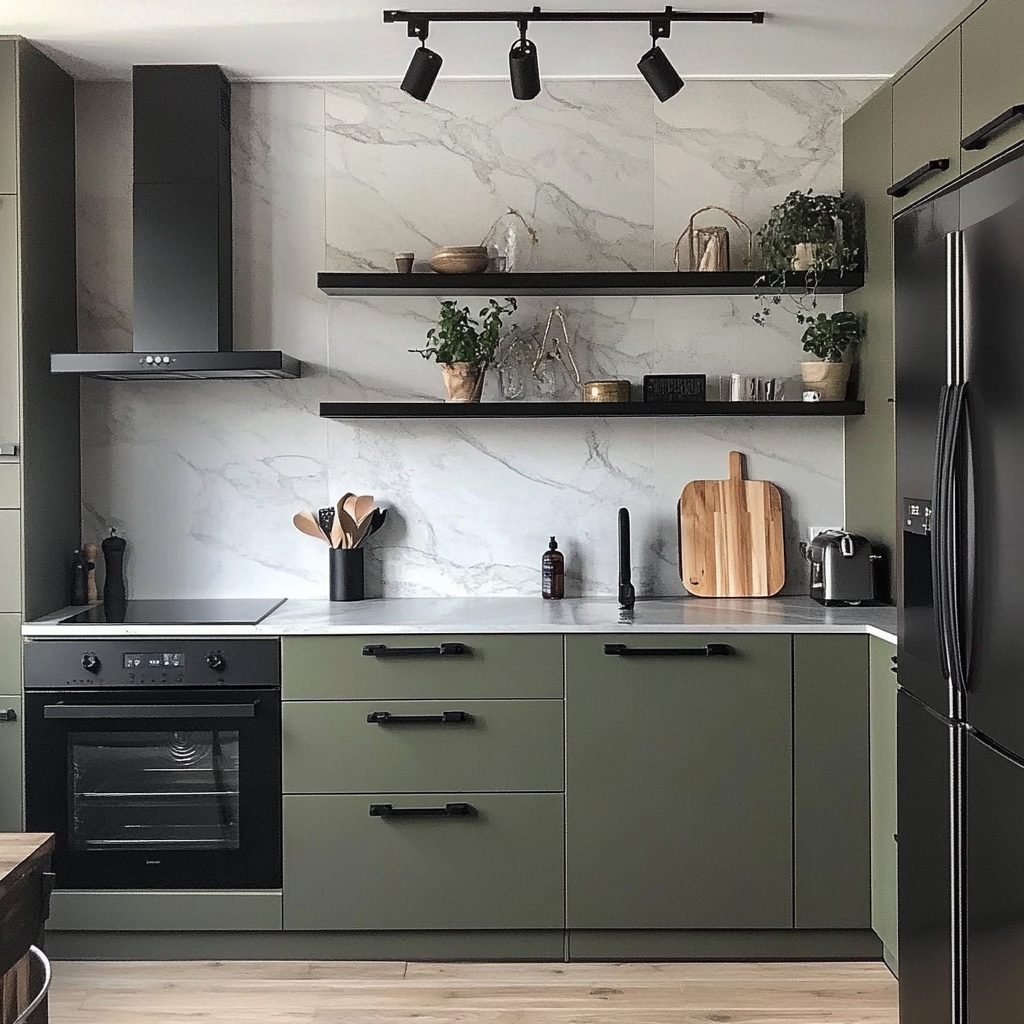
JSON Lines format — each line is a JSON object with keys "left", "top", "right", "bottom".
{"left": 25, "top": 687, "right": 281, "bottom": 890}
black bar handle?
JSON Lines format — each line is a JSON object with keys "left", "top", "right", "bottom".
{"left": 0, "top": 708, "right": 16, "bottom": 722}
{"left": 369, "top": 802, "right": 477, "bottom": 818}
{"left": 367, "top": 710, "right": 472, "bottom": 725}
{"left": 361, "top": 642, "right": 472, "bottom": 659}
{"left": 603, "top": 642, "right": 734, "bottom": 658}
{"left": 961, "top": 104, "right": 1024, "bottom": 151}
{"left": 43, "top": 703, "right": 256, "bottom": 720}
{"left": 932, "top": 384, "right": 954, "bottom": 683}
{"left": 887, "top": 159, "right": 951, "bottom": 198}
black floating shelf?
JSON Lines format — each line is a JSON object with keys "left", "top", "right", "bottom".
{"left": 317, "top": 270, "right": 864, "bottom": 297}
{"left": 320, "top": 401, "right": 864, "bottom": 419}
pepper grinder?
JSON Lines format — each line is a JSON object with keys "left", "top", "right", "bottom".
{"left": 70, "top": 550, "right": 89, "bottom": 606}
{"left": 101, "top": 528, "right": 127, "bottom": 609}
{"left": 82, "top": 543, "right": 99, "bottom": 602}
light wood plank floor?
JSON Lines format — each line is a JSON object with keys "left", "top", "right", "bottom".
{"left": 48, "top": 960, "right": 898, "bottom": 1023}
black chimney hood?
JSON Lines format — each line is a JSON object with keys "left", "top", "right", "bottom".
{"left": 52, "top": 65, "right": 299, "bottom": 381}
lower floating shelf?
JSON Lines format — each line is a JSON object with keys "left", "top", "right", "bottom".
{"left": 319, "top": 401, "right": 864, "bottom": 419}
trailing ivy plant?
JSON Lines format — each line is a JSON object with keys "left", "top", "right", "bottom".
{"left": 752, "top": 190, "right": 864, "bottom": 326}
{"left": 410, "top": 297, "right": 518, "bottom": 367}
{"left": 799, "top": 310, "right": 861, "bottom": 362}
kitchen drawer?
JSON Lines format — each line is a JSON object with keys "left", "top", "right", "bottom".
{"left": 565, "top": 633, "right": 793, "bottom": 929}
{"left": 283, "top": 699, "right": 563, "bottom": 794}
{"left": 0, "top": 465, "right": 19, "bottom": 508}
{"left": 0, "top": 511, "right": 21, "bottom": 612}
{"left": 892, "top": 31, "right": 962, "bottom": 212}
{"left": 282, "top": 634, "right": 563, "bottom": 700}
{"left": 961, "top": 0, "right": 1024, "bottom": 174}
{"left": 0, "top": 692, "right": 22, "bottom": 833}
{"left": 283, "top": 792, "right": 564, "bottom": 930}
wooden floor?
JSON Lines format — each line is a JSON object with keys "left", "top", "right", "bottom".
{"left": 48, "top": 959, "right": 899, "bottom": 1023}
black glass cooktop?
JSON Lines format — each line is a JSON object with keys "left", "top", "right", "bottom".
{"left": 59, "top": 598, "right": 287, "bottom": 626}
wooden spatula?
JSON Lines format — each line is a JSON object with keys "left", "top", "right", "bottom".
{"left": 293, "top": 510, "right": 329, "bottom": 543}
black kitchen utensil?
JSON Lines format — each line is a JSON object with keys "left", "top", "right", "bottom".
{"left": 618, "top": 507, "right": 636, "bottom": 609}
{"left": 363, "top": 507, "right": 388, "bottom": 543}
{"left": 318, "top": 507, "right": 336, "bottom": 546}
{"left": 101, "top": 527, "right": 127, "bottom": 612}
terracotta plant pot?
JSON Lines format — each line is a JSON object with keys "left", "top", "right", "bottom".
{"left": 791, "top": 242, "right": 818, "bottom": 271}
{"left": 439, "top": 362, "right": 485, "bottom": 402}
{"left": 801, "top": 360, "right": 851, "bottom": 402}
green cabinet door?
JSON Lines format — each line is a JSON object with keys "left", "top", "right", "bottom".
{"left": 283, "top": 792, "right": 564, "bottom": 930}
{"left": 565, "top": 633, "right": 792, "bottom": 930}
{"left": 892, "top": 31, "right": 962, "bottom": 212}
{"left": 0, "top": 42, "right": 14, "bottom": 195}
{"left": 0, "top": 691, "right": 22, "bottom": 832}
{"left": 0, "top": 194, "right": 20, "bottom": 453}
{"left": 0, "top": 464, "right": 19, "bottom": 508}
{"left": 0, "top": 510, "right": 21, "bottom": 611}
{"left": 793, "top": 635, "right": 870, "bottom": 929}
{"left": 870, "top": 637, "right": 898, "bottom": 964}
{"left": 284, "top": 699, "right": 564, "bottom": 794}
{"left": 282, "top": 634, "right": 563, "bottom": 700}
{"left": 961, "top": 0, "right": 1024, "bottom": 173}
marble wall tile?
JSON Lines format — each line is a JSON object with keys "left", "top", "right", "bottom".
{"left": 78, "top": 78, "right": 863, "bottom": 601}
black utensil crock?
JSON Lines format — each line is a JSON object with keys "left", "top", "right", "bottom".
{"left": 329, "top": 547, "right": 364, "bottom": 602}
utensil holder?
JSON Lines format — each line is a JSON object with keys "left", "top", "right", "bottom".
{"left": 329, "top": 547, "right": 364, "bottom": 602}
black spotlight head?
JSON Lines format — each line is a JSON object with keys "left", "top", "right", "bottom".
{"left": 638, "top": 44, "right": 684, "bottom": 102}
{"left": 509, "top": 37, "right": 541, "bottom": 101}
{"left": 401, "top": 45, "right": 443, "bottom": 102}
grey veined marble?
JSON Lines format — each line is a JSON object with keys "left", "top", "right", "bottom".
{"left": 74, "top": 78, "right": 876, "bottom": 602}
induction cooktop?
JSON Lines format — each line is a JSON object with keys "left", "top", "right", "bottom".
{"left": 58, "top": 598, "right": 286, "bottom": 626}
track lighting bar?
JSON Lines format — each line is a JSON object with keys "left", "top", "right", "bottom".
{"left": 385, "top": 9, "right": 766, "bottom": 25}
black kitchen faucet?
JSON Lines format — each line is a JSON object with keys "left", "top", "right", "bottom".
{"left": 618, "top": 507, "right": 636, "bottom": 609}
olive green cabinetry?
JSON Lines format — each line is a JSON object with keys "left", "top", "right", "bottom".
{"left": 961, "top": 0, "right": 1024, "bottom": 174}
{"left": 281, "top": 635, "right": 565, "bottom": 933}
{"left": 0, "top": 691, "right": 20, "bottom": 833}
{"left": 870, "top": 637, "right": 899, "bottom": 969}
{"left": 565, "top": 634, "right": 792, "bottom": 929}
{"left": 793, "top": 636, "right": 871, "bottom": 928}
{"left": 892, "top": 31, "right": 962, "bottom": 212}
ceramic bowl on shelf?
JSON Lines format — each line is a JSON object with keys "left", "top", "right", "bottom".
{"left": 430, "top": 246, "right": 489, "bottom": 274}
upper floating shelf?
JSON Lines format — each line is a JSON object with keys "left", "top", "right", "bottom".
{"left": 316, "top": 270, "right": 864, "bottom": 297}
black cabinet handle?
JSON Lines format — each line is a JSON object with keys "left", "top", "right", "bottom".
{"left": 961, "top": 105, "right": 1024, "bottom": 151}
{"left": 603, "top": 642, "right": 734, "bottom": 658}
{"left": 361, "top": 642, "right": 472, "bottom": 659}
{"left": 891, "top": 654, "right": 898, "bottom": 674}
{"left": 0, "top": 708, "right": 16, "bottom": 722}
{"left": 366, "top": 710, "right": 472, "bottom": 725}
{"left": 887, "top": 159, "right": 950, "bottom": 198}
{"left": 369, "top": 802, "right": 476, "bottom": 818}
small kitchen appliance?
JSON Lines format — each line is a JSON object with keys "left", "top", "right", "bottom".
{"left": 802, "top": 530, "right": 878, "bottom": 605}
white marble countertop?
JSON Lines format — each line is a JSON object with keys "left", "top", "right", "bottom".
{"left": 23, "top": 596, "right": 897, "bottom": 643}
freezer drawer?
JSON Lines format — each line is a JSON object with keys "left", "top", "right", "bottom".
{"left": 283, "top": 792, "right": 564, "bottom": 931}
{"left": 967, "top": 730, "right": 1024, "bottom": 1024}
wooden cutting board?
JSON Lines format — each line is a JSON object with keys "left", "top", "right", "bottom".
{"left": 678, "top": 451, "right": 785, "bottom": 597}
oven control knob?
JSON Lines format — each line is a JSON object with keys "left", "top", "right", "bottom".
{"left": 205, "top": 652, "right": 227, "bottom": 673}
{"left": 81, "top": 652, "right": 101, "bottom": 674}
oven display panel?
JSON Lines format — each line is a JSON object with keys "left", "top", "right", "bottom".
{"left": 123, "top": 652, "right": 185, "bottom": 669}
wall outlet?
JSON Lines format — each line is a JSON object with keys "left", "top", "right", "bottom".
{"left": 807, "top": 525, "right": 843, "bottom": 546}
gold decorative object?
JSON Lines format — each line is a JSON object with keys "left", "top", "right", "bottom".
{"left": 673, "top": 206, "right": 753, "bottom": 272}
{"left": 583, "top": 380, "right": 630, "bottom": 402}
{"left": 531, "top": 305, "right": 581, "bottom": 398}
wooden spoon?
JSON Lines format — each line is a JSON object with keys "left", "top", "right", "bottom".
{"left": 354, "top": 494, "right": 375, "bottom": 525}
{"left": 335, "top": 501, "right": 359, "bottom": 549}
{"left": 343, "top": 493, "right": 359, "bottom": 520}
{"left": 293, "top": 510, "right": 329, "bottom": 543}
{"left": 350, "top": 511, "right": 375, "bottom": 548}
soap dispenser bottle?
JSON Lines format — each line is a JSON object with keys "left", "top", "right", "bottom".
{"left": 542, "top": 537, "right": 564, "bottom": 600}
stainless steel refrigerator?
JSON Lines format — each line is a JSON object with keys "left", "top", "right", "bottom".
{"left": 897, "top": 145, "right": 1024, "bottom": 1024}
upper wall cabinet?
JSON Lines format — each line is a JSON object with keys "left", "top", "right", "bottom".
{"left": 891, "top": 30, "right": 962, "bottom": 213}
{"left": 961, "top": 0, "right": 1024, "bottom": 174}
{"left": 0, "top": 44, "right": 15, "bottom": 194}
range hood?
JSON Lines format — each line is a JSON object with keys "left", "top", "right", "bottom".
{"left": 52, "top": 65, "right": 299, "bottom": 381}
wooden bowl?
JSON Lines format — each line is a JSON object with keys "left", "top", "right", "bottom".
{"left": 430, "top": 246, "right": 489, "bottom": 274}
{"left": 583, "top": 380, "right": 631, "bottom": 402}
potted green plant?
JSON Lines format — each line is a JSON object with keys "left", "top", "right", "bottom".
{"left": 752, "top": 189, "right": 863, "bottom": 326}
{"left": 411, "top": 297, "right": 517, "bottom": 402}
{"left": 798, "top": 310, "right": 860, "bottom": 401}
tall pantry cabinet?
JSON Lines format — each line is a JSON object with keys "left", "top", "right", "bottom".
{"left": 0, "top": 37, "right": 81, "bottom": 831}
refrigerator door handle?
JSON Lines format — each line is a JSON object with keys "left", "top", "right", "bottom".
{"left": 948, "top": 382, "right": 973, "bottom": 700}
{"left": 932, "top": 383, "right": 955, "bottom": 682}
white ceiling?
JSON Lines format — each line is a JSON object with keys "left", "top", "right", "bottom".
{"left": 3, "top": 0, "right": 969, "bottom": 81}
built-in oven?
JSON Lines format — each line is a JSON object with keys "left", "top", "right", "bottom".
{"left": 23, "top": 638, "right": 281, "bottom": 890}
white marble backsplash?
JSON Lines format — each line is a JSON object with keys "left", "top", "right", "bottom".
{"left": 76, "top": 78, "right": 875, "bottom": 600}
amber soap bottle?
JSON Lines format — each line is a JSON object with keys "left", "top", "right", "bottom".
{"left": 542, "top": 537, "right": 565, "bottom": 599}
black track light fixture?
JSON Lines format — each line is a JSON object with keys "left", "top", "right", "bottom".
{"left": 509, "top": 19, "right": 541, "bottom": 101}
{"left": 637, "top": 13, "right": 684, "bottom": 102}
{"left": 400, "top": 17, "right": 443, "bottom": 102}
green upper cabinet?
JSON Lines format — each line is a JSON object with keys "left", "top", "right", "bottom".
{"left": 961, "top": 0, "right": 1024, "bottom": 174}
{"left": 0, "top": 42, "right": 14, "bottom": 195}
{"left": 892, "top": 30, "right": 962, "bottom": 212}
{"left": 565, "top": 634, "right": 793, "bottom": 930}
{"left": 0, "top": 194, "right": 19, "bottom": 451}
